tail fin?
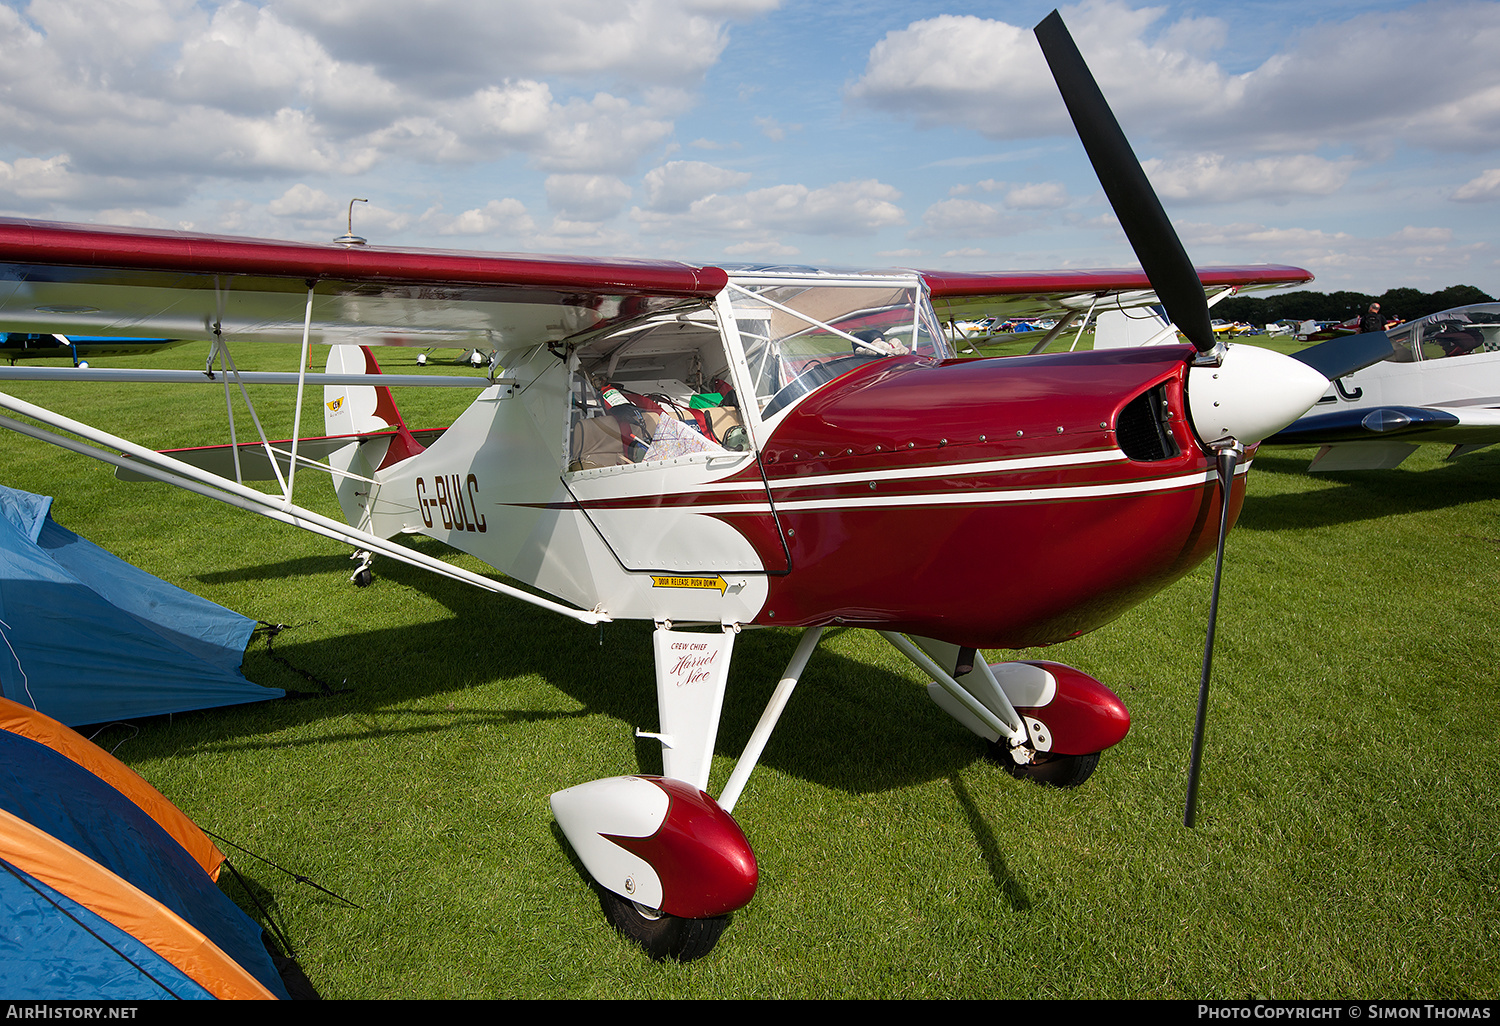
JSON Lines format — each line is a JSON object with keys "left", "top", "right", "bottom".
{"left": 323, "top": 346, "right": 425, "bottom": 470}
{"left": 1092, "top": 307, "right": 1173, "bottom": 349}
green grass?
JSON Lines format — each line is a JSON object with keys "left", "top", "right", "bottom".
{"left": 1, "top": 342, "right": 1497, "bottom": 998}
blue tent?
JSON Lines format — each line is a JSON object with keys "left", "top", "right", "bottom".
{"left": 0, "top": 697, "right": 297, "bottom": 999}
{"left": 0, "top": 485, "right": 281, "bottom": 725}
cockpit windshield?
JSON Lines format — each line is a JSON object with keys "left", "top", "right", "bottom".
{"left": 562, "top": 272, "right": 951, "bottom": 475}
{"left": 724, "top": 274, "right": 950, "bottom": 418}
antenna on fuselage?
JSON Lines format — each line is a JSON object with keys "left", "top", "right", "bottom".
{"left": 333, "top": 198, "right": 369, "bottom": 246}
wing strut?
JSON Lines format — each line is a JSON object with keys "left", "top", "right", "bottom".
{"left": 0, "top": 390, "right": 609, "bottom": 626}
{"left": 286, "top": 283, "right": 316, "bottom": 506}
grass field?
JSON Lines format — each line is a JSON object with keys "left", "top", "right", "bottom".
{"left": 2, "top": 341, "right": 1497, "bottom": 999}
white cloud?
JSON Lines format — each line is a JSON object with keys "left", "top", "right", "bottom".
{"left": 642, "top": 160, "right": 753, "bottom": 212}
{"left": 757, "top": 179, "right": 904, "bottom": 235}
{"left": 545, "top": 174, "right": 632, "bottom": 221}
{"left": 919, "top": 198, "right": 998, "bottom": 236}
{"left": 1452, "top": 169, "right": 1500, "bottom": 202}
{"left": 0, "top": 0, "right": 762, "bottom": 215}
{"left": 634, "top": 177, "right": 906, "bottom": 252}
{"left": 754, "top": 116, "right": 799, "bottom": 142}
{"left": 846, "top": 13, "right": 1062, "bottom": 138}
{"left": 437, "top": 198, "right": 538, "bottom": 237}
{"left": 1003, "top": 182, "right": 1070, "bottom": 210}
{"left": 724, "top": 238, "right": 799, "bottom": 257}
{"left": 364, "top": 83, "right": 673, "bottom": 174}
{"left": 267, "top": 183, "right": 334, "bottom": 218}
{"left": 1177, "top": 220, "right": 1491, "bottom": 291}
{"left": 1141, "top": 154, "right": 1356, "bottom": 204}
{"left": 917, "top": 198, "right": 1028, "bottom": 238}
{"left": 0, "top": 155, "right": 80, "bottom": 202}
{"left": 172, "top": 1, "right": 399, "bottom": 127}
{"left": 527, "top": 94, "right": 675, "bottom": 173}
{"left": 93, "top": 208, "right": 182, "bottom": 230}
{"left": 265, "top": 185, "right": 409, "bottom": 237}
{"left": 849, "top": 0, "right": 1500, "bottom": 156}
{"left": 274, "top": 0, "right": 764, "bottom": 94}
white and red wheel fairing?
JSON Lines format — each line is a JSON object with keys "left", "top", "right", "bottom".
{"left": 1012, "top": 661, "right": 1130, "bottom": 756}
{"left": 550, "top": 775, "right": 757, "bottom": 919}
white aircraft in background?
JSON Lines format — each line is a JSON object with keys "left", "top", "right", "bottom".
{"left": 1264, "top": 303, "right": 1500, "bottom": 470}
{"left": 1091, "top": 301, "right": 1500, "bottom": 472}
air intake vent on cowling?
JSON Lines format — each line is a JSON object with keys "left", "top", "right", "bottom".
{"left": 1116, "top": 384, "right": 1180, "bottom": 462}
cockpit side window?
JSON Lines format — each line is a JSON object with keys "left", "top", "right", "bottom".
{"left": 1385, "top": 303, "right": 1500, "bottom": 363}
{"left": 566, "top": 310, "right": 752, "bottom": 473}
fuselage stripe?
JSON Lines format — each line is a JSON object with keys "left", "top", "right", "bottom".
{"left": 680, "top": 447, "right": 1128, "bottom": 494}
{"left": 547, "top": 461, "right": 1250, "bottom": 514}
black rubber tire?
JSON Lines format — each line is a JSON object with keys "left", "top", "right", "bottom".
{"left": 988, "top": 744, "right": 1101, "bottom": 789}
{"left": 596, "top": 887, "right": 729, "bottom": 963}
{"left": 352, "top": 568, "right": 373, "bottom": 588}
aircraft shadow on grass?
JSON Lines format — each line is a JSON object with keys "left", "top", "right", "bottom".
{"left": 1239, "top": 450, "right": 1500, "bottom": 532}
{"left": 118, "top": 571, "right": 1037, "bottom": 915}
{"left": 177, "top": 539, "right": 993, "bottom": 802}
{"left": 170, "top": 539, "right": 1041, "bottom": 911}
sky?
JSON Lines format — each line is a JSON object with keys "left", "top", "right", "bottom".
{"left": 0, "top": 0, "right": 1497, "bottom": 297}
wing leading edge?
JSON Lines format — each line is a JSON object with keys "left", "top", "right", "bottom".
{"left": 0, "top": 218, "right": 728, "bottom": 348}
{"left": 921, "top": 264, "right": 1314, "bottom": 325}
{"left": 0, "top": 217, "right": 1312, "bottom": 350}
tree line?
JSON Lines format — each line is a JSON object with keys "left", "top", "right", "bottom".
{"left": 1215, "top": 284, "right": 1494, "bottom": 326}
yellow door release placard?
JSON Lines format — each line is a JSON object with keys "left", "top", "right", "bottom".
{"left": 650, "top": 575, "right": 727, "bottom": 595}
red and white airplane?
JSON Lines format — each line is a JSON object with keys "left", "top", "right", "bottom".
{"left": 0, "top": 13, "right": 1392, "bottom": 961}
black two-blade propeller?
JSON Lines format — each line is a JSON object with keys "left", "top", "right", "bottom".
{"left": 1033, "top": 10, "right": 1216, "bottom": 357}
{"left": 1033, "top": 11, "right": 1393, "bottom": 827}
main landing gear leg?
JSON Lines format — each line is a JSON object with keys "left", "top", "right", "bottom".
{"left": 883, "top": 634, "right": 1130, "bottom": 790}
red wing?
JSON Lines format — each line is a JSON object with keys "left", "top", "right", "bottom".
{"left": 0, "top": 217, "right": 1310, "bottom": 347}
{"left": 920, "top": 264, "right": 1313, "bottom": 323}
{"left": 0, "top": 218, "right": 726, "bottom": 348}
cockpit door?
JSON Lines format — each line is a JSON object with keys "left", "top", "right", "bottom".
{"left": 561, "top": 299, "right": 792, "bottom": 575}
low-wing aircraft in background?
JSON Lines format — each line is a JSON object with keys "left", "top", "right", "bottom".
{"left": 1263, "top": 303, "right": 1500, "bottom": 470}
{"left": 0, "top": 12, "right": 1394, "bottom": 962}
{"left": 1, "top": 332, "right": 188, "bottom": 366}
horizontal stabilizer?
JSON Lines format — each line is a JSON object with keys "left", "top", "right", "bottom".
{"left": 1448, "top": 441, "right": 1498, "bottom": 460}
{"left": 1308, "top": 442, "right": 1420, "bottom": 472}
{"left": 114, "top": 428, "right": 447, "bottom": 482}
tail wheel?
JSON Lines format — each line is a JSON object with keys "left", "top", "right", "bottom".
{"left": 988, "top": 743, "right": 1101, "bottom": 789}
{"left": 349, "top": 550, "right": 373, "bottom": 588}
{"left": 596, "top": 887, "right": 729, "bottom": 962}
